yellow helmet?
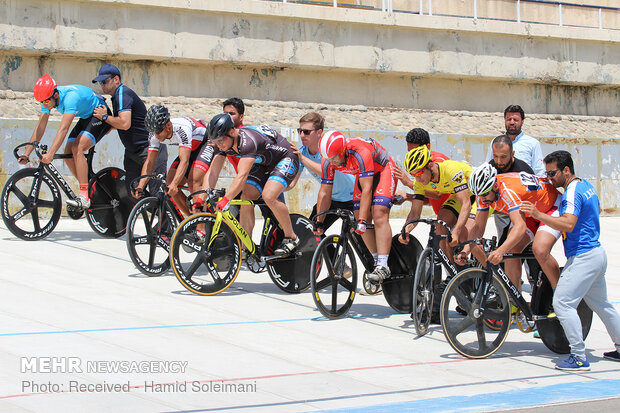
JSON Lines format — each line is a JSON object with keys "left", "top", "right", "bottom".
{"left": 404, "top": 146, "right": 431, "bottom": 173}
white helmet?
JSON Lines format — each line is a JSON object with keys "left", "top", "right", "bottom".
{"left": 469, "top": 163, "right": 497, "bottom": 195}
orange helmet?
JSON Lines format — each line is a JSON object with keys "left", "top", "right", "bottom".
{"left": 33, "top": 74, "right": 57, "bottom": 102}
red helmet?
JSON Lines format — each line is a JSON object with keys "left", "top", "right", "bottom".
{"left": 33, "top": 74, "right": 57, "bottom": 102}
{"left": 319, "top": 131, "right": 346, "bottom": 159}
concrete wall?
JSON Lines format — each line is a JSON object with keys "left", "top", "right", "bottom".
{"left": 0, "top": 0, "right": 619, "bottom": 116}
{"left": 3, "top": 119, "right": 619, "bottom": 216}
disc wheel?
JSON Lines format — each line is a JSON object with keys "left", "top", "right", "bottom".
{"left": 310, "top": 235, "right": 358, "bottom": 319}
{"left": 534, "top": 276, "right": 593, "bottom": 354}
{"left": 441, "top": 268, "right": 511, "bottom": 359}
{"left": 86, "top": 167, "right": 132, "bottom": 238}
{"left": 126, "top": 197, "right": 178, "bottom": 276}
{"left": 412, "top": 248, "right": 434, "bottom": 336}
{"left": 265, "top": 214, "right": 318, "bottom": 293}
{"left": 1, "top": 168, "right": 61, "bottom": 240}
{"left": 170, "top": 213, "right": 242, "bottom": 295}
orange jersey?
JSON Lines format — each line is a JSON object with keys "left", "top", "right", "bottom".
{"left": 477, "top": 172, "right": 559, "bottom": 216}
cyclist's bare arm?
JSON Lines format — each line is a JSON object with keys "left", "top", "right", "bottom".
{"left": 459, "top": 209, "right": 489, "bottom": 259}
{"left": 451, "top": 188, "right": 472, "bottom": 243}
{"left": 106, "top": 109, "right": 131, "bottom": 130}
{"left": 357, "top": 175, "right": 374, "bottom": 222}
{"left": 203, "top": 153, "right": 226, "bottom": 189}
{"left": 134, "top": 150, "right": 160, "bottom": 196}
{"left": 488, "top": 209, "right": 526, "bottom": 264}
{"left": 48, "top": 113, "right": 75, "bottom": 155}
{"left": 313, "top": 183, "right": 333, "bottom": 235}
{"left": 224, "top": 156, "right": 254, "bottom": 201}
{"left": 168, "top": 146, "right": 191, "bottom": 194}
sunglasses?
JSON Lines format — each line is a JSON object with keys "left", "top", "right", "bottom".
{"left": 99, "top": 76, "right": 113, "bottom": 85}
{"left": 213, "top": 133, "right": 233, "bottom": 144}
{"left": 411, "top": 167, "right": 427, "bottom": 177}
{"left": 297, "top": 128, "right": 316, "bottom": 135}
{"left": 545, "top": 169, "right": 561, "bottom": 178}
{"left": 41, "top": 95, "right": 55, "bottom": 105}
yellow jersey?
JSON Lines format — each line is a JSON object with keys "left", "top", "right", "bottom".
{"left": 413, "top": 160, "right": 472, "bottom": 198}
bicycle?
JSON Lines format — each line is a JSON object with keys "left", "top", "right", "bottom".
{"left": 1, "top": 142, "right": 132, "bottom": 240}
{"left": 309, "top": 208, "right": 424, "bottom": 319}
{"left": 125, "top": 174, "right": 190, "bottom": 276}
{"left": 440, "top": 238, "right": 594, "bottom": 359}
{"left": 169, "top": 189, "right": 318, "bottom": 295}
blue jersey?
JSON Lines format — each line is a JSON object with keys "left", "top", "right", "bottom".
{"left": 560, "top": 179, "right": 601, "bottom": 258}
{"left": 111, "top": 84, "right": 149, "bottom": 152}
{"left": 40, "top": 85, "right": 105, "bottom": 119}
{"left": 299, "top": 145, "right": 354, "bottom": 202}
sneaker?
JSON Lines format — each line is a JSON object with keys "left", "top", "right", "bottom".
{"left": 555, "top": 354, "right": 590, "bottom": 371}
{"left": 367, "top": 265, "right": 390, "bottom": 283}
{"left": 603, "top": 350, "right": 620, "bottom": 362}
{"left": 66, "top": 195, "right": 90, "bottom": 209}
{"left": 274, "top": 236, "right": 300, "bottom": 256}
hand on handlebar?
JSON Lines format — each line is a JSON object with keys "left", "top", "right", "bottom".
{"left": 132, "top": 187, "right": 144, "bottom": 199}
{"left": 487, "top": 249, "right": 503, "bottom": 265}
{"left": 17, "top": 155, "right": 29, "bottom": 165}
{"left": 216, "top": 196, "right": 230, "bottom": 212}
{"left": 41, "top": 152, "right": 54, "bottom": 165}
{"left": 312, "top": 220, "right": 324, "bottom": 236}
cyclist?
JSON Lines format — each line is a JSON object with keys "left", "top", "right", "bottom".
{"left": 206, "top": 113, "right": 301, "bottom": 256}
{"left": 91, "top": 64, "right": 167, "bottom": 195}
{"left": 521, "top": 150, "right": 620, "bottom": 371}
{"left": 394, "top": 127, "right": 450, "bottom": 214}
{"left": 467, "top": 163, "right": 562, "bottom": 290}
{"left": 314, "top": 132, "right": 397, "bottom": 282}
{"left": 20, "top": 74, "right": 112, "bottom": 209}
{"left": 401, "top": 146, "right": 474, "bottom": 256}
{"left": 135, "top": 105, "right": 210, "bottom": 217}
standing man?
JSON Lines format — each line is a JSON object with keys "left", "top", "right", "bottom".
{"left": 290, "top": 112, "right": 355, "bottom": 229}
{"left": 522, "top": 151, "right": 620, "bottom": 371}
{"left": 21, "top": 74, "right": 112, "bottom": 209}
{"left": 486, "top": 105, "right": 545, "bottom": 176}
{"left": 92, "top": 64, "right": 167, "bottom": 195}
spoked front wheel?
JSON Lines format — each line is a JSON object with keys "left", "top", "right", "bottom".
{"left": 310, "top": 235, "right": 358, "bottom": 319}
{"left": 170, "top": 213, "right": 241, "bottom": 295}
{"left": 1, "top": 168, "right": 62, "bottom": 240}
{"left": 441, "top": 268, "right": 511, "bottom": 359}
{"left": 412, "top": 248, "right": 434, "bottom": 336}
{"left": 126, "top": 197, "right": 178, "bottom": 276}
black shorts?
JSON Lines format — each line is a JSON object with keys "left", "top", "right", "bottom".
{"left": 170, "top": 140, "right": 211, "bottom": 179}
{"left": 246, "top": 156, "right": 300, "bottom": 193}
{"left": 67, "top": 111, "right": 112, "bottom": 146}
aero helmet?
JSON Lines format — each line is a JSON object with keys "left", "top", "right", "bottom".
{"left": 468, "top": 163, "right": 498, "bottom": 195}
{"left": 404, "top": 146, "right": 431, "bottom": 173}
{"left": 207, "top": 113, "right": 234, "bottom": 140}
{"left": 33, "top": 74, "right": 57, "bottom": 102}
{"left": 144, "top": 105, "right": 170, "bottom": 134}
{"left": 319, "top": 131, "right": 346, "bottom": 159}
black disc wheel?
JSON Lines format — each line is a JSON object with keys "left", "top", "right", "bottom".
{"left": 441, "top": 268, "right": 511, "bottom": 359}
{"left": 1, "top": 168, "right": 61, "bottom": 240}
{"left": 126, "top": 197, "right": 178, "bottom": 276}
{"left": 86, "top": 167, "right": 132, "bottom": 238}
{"left": 170, "top": 213, "right": 242, "bottom": 295}
{"left": 412, "top": 248, "right": 434, "bottom": 336}
{"left": 534, "top": 277, "right": 593, "bottom": 354}
{"left": 310, "top": 234, "right": 358, "bottom": 319}
{"left": 265, "top": 214, "right": 318, "bottom": 293}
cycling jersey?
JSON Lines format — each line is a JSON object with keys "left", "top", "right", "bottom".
{"left": 40, "top": 85, "right": 105, "bottom": 119}
{"left": 477, "top": 172, "right": 559, "bottom": 216}
{"left": 413, "top": 160, "right": 472, "bottom": 199}
{"left": 147, "top": 117, "right": 206, "bottom": 153}
{"left": 320, "top": 137, "right": 396, "bottom": 209}
{"left": 110, "top": 84, "right": 150, "bottom": 152}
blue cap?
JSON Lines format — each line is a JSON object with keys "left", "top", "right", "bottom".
{"left": 92, "top": 64, "right": 121, "bottom": 83}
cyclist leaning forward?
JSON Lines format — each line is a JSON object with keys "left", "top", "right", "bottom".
{"left": 135, "top": 105, "right": 212, "bottom": 217}
{"left": 400, "top": 146, "right": 474, "bottom": 261}
{"left": 467, "top": 163, "right": 562, "bottom": 289}
{"left": 206, "top": 113, "right": 301, "bottom": 256}
{"left": 314, "top": 132, "right": 397, "bottom": 282}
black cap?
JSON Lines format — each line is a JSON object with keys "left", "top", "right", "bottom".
{"left": 92, "top": 64, "right": 121, "bottom": 83}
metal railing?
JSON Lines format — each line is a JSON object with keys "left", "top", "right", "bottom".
{"left": 267, "top": 0, "right": 619, "bottom": 30}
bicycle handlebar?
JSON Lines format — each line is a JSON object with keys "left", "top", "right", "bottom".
{"left": 312, "top": 209, "right": 355, "bottom": 225}
{"left": 13, "top": 142, "right": 88, "bottom": 161}
{"left": 129, "top": 174, "right": 166, "bottom": 192}
{"left": 401, "top": 218, "right": 453, "bottom": 242}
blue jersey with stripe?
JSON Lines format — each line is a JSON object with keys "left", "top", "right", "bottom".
{"left": 560, "top": 178, "right": 601, "bottom": 258}
{"left": 40, "top": 85, "right": 105, "bottom": 119}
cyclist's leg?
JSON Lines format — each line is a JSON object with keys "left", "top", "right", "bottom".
{"left": 532, "top": 204, "right": 562, "bottom": 288}
{"left": 437, "top": 197, "right": 459, "bottom": 261}
{"left": 502, "top": 225, "right": 533, "bottom": 288}
{"left": 353, "top": 177, "right": 377, "bottom": 255}
{"left": 63, "top": 118, "right": 89, "bottom": 180}
{"left": 240, "top": 183, "right": 260, "bottom": 241}
{"left": 166, "top": 159, "right": 191, "bottom": 218}
{"left": 367, "top": 163, "right": 396, "bottom": 280}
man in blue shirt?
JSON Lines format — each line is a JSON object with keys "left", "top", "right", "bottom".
{"left": 522, "top": 150, "right": 620, "bottom": 371}
{"left": 485, "top": 105, "right": 545, "bottom": 176}
{"left": 290, "top": 112, "right": 355, "bottom": 230}
{"left": 92, "top": 64, "right": 167, "bottom": 195}
{"left": 20, "top": 74, "right": 112, "bottom": 209}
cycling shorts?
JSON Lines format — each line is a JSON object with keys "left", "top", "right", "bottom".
{"left": 246, "top": 156, "right": 300, "bottom": 193}
{"left": 170, "top": 140, "right": 211, "bottom": 178}
{"left": 352, "top": 160, "right": 397, "bottom": 210}
{"left": 67, "top": 112, "right": 112, "bottom": 146}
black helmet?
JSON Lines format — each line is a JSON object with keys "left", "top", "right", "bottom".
{"left": 208, "top": 113, "right": 234, "bottom": 140}
{"left": 145, "top": 104, "right": 170, "bottom": 133}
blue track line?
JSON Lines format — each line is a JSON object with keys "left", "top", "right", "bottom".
{"left": 319, "top": 379, "right": 620, "bottom": 412}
